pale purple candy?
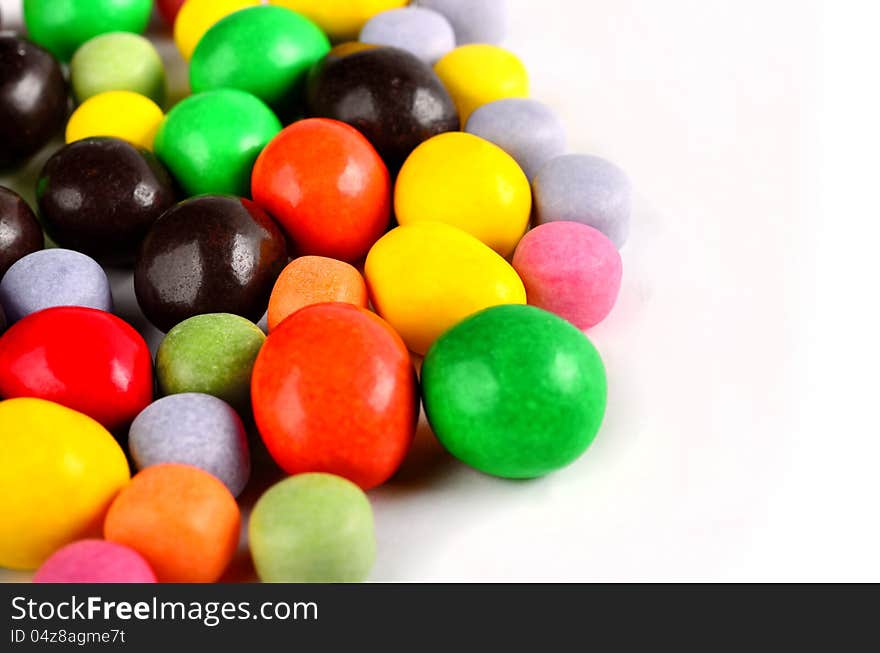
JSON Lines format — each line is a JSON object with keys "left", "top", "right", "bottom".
{"left": 0, "top": 248, "right": 113, "bottom": 323}
{"left": 465, "top": 98, "right": 566, "bottom": 180}
{"left": 413, "top": 0, "right": 508, "bottom": 45}
{"left": 360, "top": 8, "right": 456, "bottom": 64}
{"left": 533, "top": 154, "right": 632, "bottom": 249}
{"left": 128, "top": 393, "right": 251, "bottom": 497}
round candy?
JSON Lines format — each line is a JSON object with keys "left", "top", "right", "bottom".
{"left": 134, "top": 196, "right": 288, "bottom": 333}
{"left": 434, "top": 44, "right": 528, "bottom": 124}
{"left": 395, "top": 132, "right": 531, "bottom": 257}
{"left": 37, "top": 138, "right": 175, "bottom": 264}
{"left": 104, "top": 463, "right": 241, "bottom": 583}
{"left": 252, "top": 119, "right": 391, "bottom": 262}
{"left": 65, "top": 90, "right": 164, "bottom": 150}
{"left": 533, "top": 154, "right": 633, "bottom": 249}
{"left": 414, "top": 0, "right": 508, "bottom": 45}
{"left": 173, "top": 0, "right": 260, "bottom": 61}
{"left": 154, "top": 90, "right": 282, "bottom": 198}
{"left": 71, "top": 33, "right": 166, "bottom": 105}
{"left": 359, "top": 7, "right": 455, "bottom": 64}
{"left": 0, "top": 398, "right": 130, "bottom": 570}
{"left": 157, "top": 0, "right": 186, "bottom": 25}
{"left": 250, "top": 474, "right": 376, "bottom": 583}
{"left": 191, "top": 6, "right": 330, "bottom": 118}
{"left": 267, "top": 256, "right": 368, "bottom": 332}
{"left": 129, "top": 393, "right": 251, "bottom": 497}
{"left": 0, "top": 36, "right": 68, "bottom": 169}
{"left": 306, "top": 44, "right": 459, "bottom": 171}
{"left": 0, "top": 307, "right": 153, "bottom": 432}
{"left": 422, "top": 305, "right": 608, "bottom": 479}
{"left": 0, "top": 305, "right": 5, "bottom": 335}
{"left": 0, "top": 186, "right": 43, "bottom": 278}
{"left": 252, "top": 303, "right": 418, "bottom": 490}
{"left": 0, "top": 249, "right": 112, "bottom": 324}
{"left": 156, "top": 313, "right": 266, "bottom": 410}
{"left": 465, "top": 98, "right": 566, "bottom": 180}
{"left": 33, "top": 540, "right": 157, "bottom": 583}
{"left": 365, "top": 222, "right": 526, "bottom": 355}
{"left": 268, "top": 0, "right": 407, "bottom": 43}
{"left": 23, "top": 0, "right": 153, "bottom": 61}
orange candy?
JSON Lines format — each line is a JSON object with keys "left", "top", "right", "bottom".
{"left": 104, "top": 464, "right": 240, "bottom": 583}
{"left": 267, "top": 256, "right": 368, "bottom": 332}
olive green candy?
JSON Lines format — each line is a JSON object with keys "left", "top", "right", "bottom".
{"left": 156, "top": 313, "right": 266, "bottom": 412}
{"left": 153, "top": 89, "right": 282, "bottom": 197}
{"left": 190, "top": 5, "right": 330, "bottom": 118}
{"left": 422, "top": 304, "right": 608, "bottom": 479}
{"left": 249, "top": 474, "right": 376, "bottom": 583}
{"left": 71, "top": 33, "right": 166, "bottom": 105}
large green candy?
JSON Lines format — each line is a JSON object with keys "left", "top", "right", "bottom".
{"left": 422, "top": 304, "right": 607, "bottom": 479}
{"left": 24, "top": 0, "right": 153, "bottom": 61}
{"left": 249, "top": 474, "right": 376, "bottom": 583}
{"left": 190, "top": 5, "right": 330, "bottom": 118}
{"left": 153, "top": 89, "right": 282, "bottom": 197}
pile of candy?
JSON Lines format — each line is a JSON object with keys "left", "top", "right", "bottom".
{"left": 0, "top": 0, "right": 632, "bottom": 583}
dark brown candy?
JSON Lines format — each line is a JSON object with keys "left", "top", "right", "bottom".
{"left": 36, "top": 137, "right": 175, "bottom": 266}
{"left": 134, "top": 195, "right": 288, "bottom": 333}
{"left": 0, "top": 35, "right": 68, "bottom": 169}
{"left": 0, "top": 186, "right": 44, "bottom": 278}
{"left": 306, "top": 44, "right": 459, "bottom": 172}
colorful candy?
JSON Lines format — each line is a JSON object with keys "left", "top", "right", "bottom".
{"left": 70, "top": 33, "right": 166, "bottom": 105}
{"left": 365, "top": 221, "right": 527, "bottom": 355}
{"left": 0, "top": 186, "right": 43, "bottom": 278}
{"left": 268, "top": 0, "right": 408, "bottom": 43}
{"left": 65, "top": 90, "right": 164, "bottom": 150}
{"left": 359, "top": 7, "right": 456, "bottom": 65}
{"left": 173, "top": 0, "right": 261, "bottom": 61}
{"left": 252, "top": 303, "right": 418, "bottom": 490}
{"left": 33, "top": 540, "right": 157, "bottom": 584}
{"left": 104, "top": 463, "right": 241, "bottom": 583}
{"left": 414, "top": 0, "right": 509, "bottom": 45}
{"left": 157, "top": 0, "right": 186, "bottom": 25}
{"left": 0, "top": 398, "right": 130, "bottom": 570}
{"left": 249, "top": 474, "right": 376, "bottom": 583}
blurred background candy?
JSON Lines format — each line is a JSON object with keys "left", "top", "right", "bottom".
{"left": 173, "top": 0, "right": 260, "bottom": 61}
{"left": 71, "top": 32, "right": 166, "bottom": 105}
{"left": 359, "top": 7, "right": 455, "bottom": 64}
{"left": 33, "top": 540, "right": 157, "bottom": 584}
{"left": 268, "top": 0, "right": 407, "bottom": 43}
{"left": 413, "top": 0, "right": 509, "bottom": 45}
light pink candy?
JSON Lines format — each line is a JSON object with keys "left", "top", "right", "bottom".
{"left": 512, "top": 221, "right": 622, "bottom": 330}
{"left": 33, "top": 540, "right": 157, "bottom": 584}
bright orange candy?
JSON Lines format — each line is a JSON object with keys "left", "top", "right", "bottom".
{"left": 267, "top": 256, "right": 368, "bottom": 332}
{"left": 104, "top": 464, "right": 240, "bottom": 583}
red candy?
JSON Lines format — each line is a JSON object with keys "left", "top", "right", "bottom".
{"left": 0, "top": 307, "right": 153, "bottom": 432}
{"left": 251, "top": 118, "right": 391, "bottom": 263}
{"left": 157, "top": 0, "right": 187, "bottom": 24}
{"left": 251, "top": 303, "right": 418, "bottom": 490}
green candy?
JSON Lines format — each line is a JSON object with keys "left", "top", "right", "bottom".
{"left": 71, "top": 32, "right": 166, "bottom": 105}
{"left": 153, "top": 90, "right": 282, "bottom": 197}
{"left": 156, "top": 313, "right": 266, "bottom": 412}
{"left": 249, "top": 474, "right": 376, "bottom": 583}
{"left": 190, "top": 5, "right": 330, "bottom": 118}
{"left": 422, "top": 305, "right": 607, "bottom": 479}
{"left": 24, "top": 0, "right": 152, "bottom": 61}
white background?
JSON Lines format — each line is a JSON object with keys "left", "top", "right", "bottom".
{"left": 2, "top": 0, "right": 878, "bottom": 582}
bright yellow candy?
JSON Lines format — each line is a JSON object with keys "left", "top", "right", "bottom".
{"left": 174, "top": 0, "right": 261, "bottom": 60}
{"left": 395, "top": 132, "right": 531, "bottom": 257}
{"left": 434, "top": 44, "right": 529, "bottom": 124}
{"left": 66, "top": 90, "right": 164, "bottom": 150}
{"left": 269, "top": 0, "right": 407, "bottom": 42}
{"left": 365, "top": 222, "right": 526, "bottom": 355}
{"left": 0, "top": 398, "right": 130, "bottom": 570}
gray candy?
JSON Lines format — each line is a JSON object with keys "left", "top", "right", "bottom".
{"left": 360, "top": 7, "right": 456, "bottom": 64}
{"left": 0, "top": 248, "right": 113, "bottom": 323}
{"left": 413, "top": 0, "right": 508, "bottom": 45}
{"left": 466, "top": 98, "right": 566, "bottom": 180}
{"left": 129, "top": 393, "right": 251, "bottom": 497}
{"left": 533, "top": 154, "right": 632, "bottom": 249}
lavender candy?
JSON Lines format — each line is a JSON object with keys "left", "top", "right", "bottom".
{"left": 360, "top": 8, "right": 455, "bottom": 65}
{"left": 128, "top": 393, "right": 251, "bottom": 497}
{"left": 466, "top": 98, "right": 566, "bottom": 180}
{"left": 533, "top": 154, "right": 633, "bottom": 249}
{"left": 413, "top": 0, "right": 508, "bottom": 45}
{"left": 0, "top": 248, "right": 113, "bottom": 323}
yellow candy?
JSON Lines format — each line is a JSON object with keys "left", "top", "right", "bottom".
{"left": 365, "top": 222, "right": 526, "bottom": 355}
{"left": 434, "top": 44, "right": 529, "bottom": 124}
{"left": 0, "top": 398, "right": 130, "bottom": 570}
{"left": 395, "top": 132, "right": 531, "bottom": 258}
{"left": 174, "top": 0, "right": 261, "bottom": 60}
{"left": 269, "top": 0, "right": 407, "bottom": 42}
{"left": 66, "top": 90, "right": 164, "bottom": 150}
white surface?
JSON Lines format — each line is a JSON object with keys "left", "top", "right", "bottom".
{"left": 2, "top": 0, "right": 878, "bottom": 582}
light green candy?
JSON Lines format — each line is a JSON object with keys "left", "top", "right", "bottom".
{"left": 156, "top": 313, "right": 265, "bottom": 412}
{"left": 71, "top": 32, "right": 166, "bottom": 105}
{"left": 249, "top": 474, "right": 376, "bottom": 583}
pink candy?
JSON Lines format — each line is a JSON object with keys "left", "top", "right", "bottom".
{"left": 512, "top": 221, "right": 622, "bottom": 330}
{"left": 33, "top": 540, "right": 157, "bottom": 584}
